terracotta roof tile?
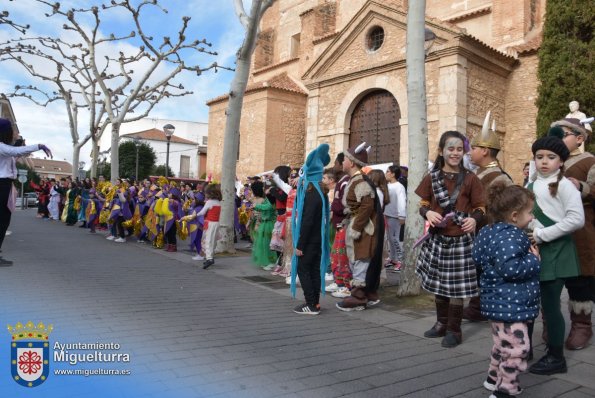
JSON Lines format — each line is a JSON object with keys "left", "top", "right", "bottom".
{"left": 30, "top": 158, "right": 73, "bottom": 173}
{"left": 509, "top": 34, "right": 543, "bottom": 55}
{"left": 122, "top": 129, "right": 198, "bottom": 145}
{"left": 444, "top": 5, "right": 492, "bottom": 23}
{"left": 207, "top": 73, "right": 307, "bottom": 105}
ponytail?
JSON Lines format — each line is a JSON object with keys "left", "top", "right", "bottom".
{"left": 548, "top": 166, "right": 564, "bottom": 197}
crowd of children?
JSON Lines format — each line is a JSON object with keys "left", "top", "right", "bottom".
{"left": 29, "top": 111, "right": 593, "bottom": 398}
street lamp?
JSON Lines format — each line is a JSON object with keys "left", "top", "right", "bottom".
{"left": 78, "top": 161, "right": 86, "bottom": 180}
{"left": 424, "top": 27, "right": 437, "bottom": 58}
{"left": 163, "top": 123, "right": 175, "bottom": 177}
{"left": 132, "top": 137, "right": 140, "bottom": 181}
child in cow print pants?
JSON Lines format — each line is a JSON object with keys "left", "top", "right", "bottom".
{"left": 472, "top": 183, "right": 541, "bottom": 398}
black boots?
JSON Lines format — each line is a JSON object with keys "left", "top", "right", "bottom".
{"left": 529, "top": 345, "right": 567, "bottom": 375}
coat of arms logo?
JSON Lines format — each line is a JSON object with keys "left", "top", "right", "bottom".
{"left": 7, "top": 321, "right": 53, "bottom": 387}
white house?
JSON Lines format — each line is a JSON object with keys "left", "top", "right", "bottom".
{"left": 121, "top": 129, "right": 203, "bottom": 179}
{"left": 99, "top": 118, "right": 208, "bottom": 178}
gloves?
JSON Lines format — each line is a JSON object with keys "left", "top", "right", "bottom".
{"left": 38, "top": 144, "right": 53, "bottom": 159}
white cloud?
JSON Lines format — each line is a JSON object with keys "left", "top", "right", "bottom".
{"left": 1, "top": 0, "right": 244, "bottom": 166}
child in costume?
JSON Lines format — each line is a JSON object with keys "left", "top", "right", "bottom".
{"left": 527, "top": 136, "right": 584, "bottom": 375}
{"left": 336, "top": 143, "right": 385, "bottom": 312}
{"left": 273, "top": 169, "right": 299, "bottom": 283}
{"left": 266, "top": 165, "right": 290, "bottom": 270}
{"left": 472, "top": 182, "right": 540, "bottom": 398}
{"left": 415, "top": 130, "right": 486, "bottom": 348}
{"left": 328, "top": 153, "right": 352, "bottom": 298}
{"left": 183, "top": 183, "right": 221, "bottom": 269}
{"left": 187, "top": 191, "right": 205, "bottom": 261}
{"left": 249, "top": 180, "right": 277, "bottom": 268}
{"left": 550, "top": 118, "right": 595, "bottom": 351}
{"left": 85, "top": 188, "right": 102, "bottom": 233}
{"left": 163, "top": 187, "right": 182, "bottom": 252}
{"left": 291, "top": 144, "right": 331, "bottom": 314}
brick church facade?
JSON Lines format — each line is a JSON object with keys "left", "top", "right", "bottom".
{"left": 206, "top": 0, "right": 545, "bottom": 182}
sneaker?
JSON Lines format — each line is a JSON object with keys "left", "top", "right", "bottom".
{"left": 114, "top": 238, "right": 126, "bottom": 243}
{"left": 325, "top": 273, "right": 334, "bottom": 281}
{"left": 286, "top": 276, "right": 300, "bottom": 285}
{"left": 336, "top": 302, "right": 365, "bottom": 312}
{"left": 203, "top": 259, "right": 215, "bottom": 269}
{"left": 263, "top": 264, "right": 276, "bottom": 271}
{"left": 5, "top": 231, "right": 12, "bottom": 236}
{"left": 490, "top": 390, "right": 522, "bottom": 398}
{"left": 106, "top": 235, "right": 115, "bottom": 241}
{"left": 484, "top": 377, "right": 496, "bottom": 392}
{"left": 325, "top": 283, "right": 339, "bottom": 293}
{"left": 390, "top": 261, "right": 402, "bottom": 272}
{"left": 0, "top": 258, "right": 13, "bottom": 267}
{"left": 278, "top": 270, "right": 289, "bottom": 277}
{"left": 331, "top": 287, "right": 351, "bottom": 298}
{"left": 192, "top": 255, "right": 204, "bottom": 261}
{"left": 270, "top": 265, "right": 282, "bottom": 275}
{"left": 293, "top": 303, "right": 320, "bottom": 315}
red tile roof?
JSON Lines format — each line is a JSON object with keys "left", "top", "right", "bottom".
{"left": 206, "top": 73, "right": 307, "bottom": 105}
{"left": 30, "top": 158, "right": 73, "bottom": 174}
{"left": 122, "top": 129, "right": 198, "bottom": 145}
{"left": 509, "top": 34, "right": 543, "bottom": 55}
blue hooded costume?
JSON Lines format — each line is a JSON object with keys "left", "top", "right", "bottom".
{"left": 290, "top": 143, "right": 331, "bottom": 297}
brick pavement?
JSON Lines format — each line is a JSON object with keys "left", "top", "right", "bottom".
{"left": 0, "top": 209, "right": 593, "bottom": 398}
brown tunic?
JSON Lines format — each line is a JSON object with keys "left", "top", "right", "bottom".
{"left": 475, "top": 164, "right": 513, "bottom": 229}
{"left": 564, "top": 152, "right": 595, "bottom": 276}
{"left": 415, "top": 171, "right": 486, "bottom": 236}
{"left": 343, "top": 172, "right": 378, "bottom": 261}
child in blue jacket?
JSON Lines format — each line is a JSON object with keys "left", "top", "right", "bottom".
{"left": 472, "top": 182, "right": 540, "bottom": 398}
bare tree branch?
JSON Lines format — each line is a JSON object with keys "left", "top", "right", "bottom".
{"left": 234, "top": 0, "right": 251, "bottom": 29}
{"left": 0, "top": 1, "right": 30, "bottom": 33}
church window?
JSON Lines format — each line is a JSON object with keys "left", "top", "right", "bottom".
{"left": 366, "top": 26, "right": 385, "bottom": 52}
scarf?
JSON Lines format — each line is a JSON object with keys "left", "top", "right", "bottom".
{"left": 429, "top": 168, "right": 468, "bottom": 226}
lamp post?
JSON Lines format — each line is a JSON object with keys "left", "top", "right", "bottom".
{"left": 132, "top": 137, "right": 140, "bottom": 181}
{"left": 163, "top": 124, "right": 175, "bottom": 177}
{"left": 424, "top": 27, "right": 437, "bottom": 58}
{"left": 78, "top": 161, "right": 86, "bottom": 181}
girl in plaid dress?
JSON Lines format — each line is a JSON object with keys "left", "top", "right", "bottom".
{"left": 415, "top": 130, "right": 486, "bottom": 348}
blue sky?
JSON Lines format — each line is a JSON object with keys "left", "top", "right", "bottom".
{"left": 0, "top": 0, "right": 245, "bottom": 163}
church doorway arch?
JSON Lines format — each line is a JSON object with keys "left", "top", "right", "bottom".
{"left": 349, "top": 90, "right": 401, "bottom": 165}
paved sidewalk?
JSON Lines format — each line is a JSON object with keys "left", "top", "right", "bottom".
{"left": 0, "top": 209, "right": 593, "bottom": 398}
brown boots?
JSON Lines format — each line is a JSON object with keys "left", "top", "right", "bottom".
{"left": 424, "top": 298, "right": 448, "bottom": 338}
{"left": 462, "top": 297, "right": 487, "bottom": 322}
{"left": 442, "top": 304, "right": 463, "bottom": 348}
{"left": 424, "top": 299, "right": 463, "bottom": 347}
{"left": 336, "top": 287, "right": 368, "bottom": 312}
{"left": 566, "top": 301, "right": 593, "bottom": 350}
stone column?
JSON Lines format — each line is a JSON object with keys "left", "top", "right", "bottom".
{"left": 305, "top": 88, "right": 320, "bottom": 154}
{"left": 438, "top": 54, "right": 467, "bottom": 135}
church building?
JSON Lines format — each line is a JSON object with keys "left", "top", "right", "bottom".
{"left": 206, "top": 0, "right": 545, "bottom": 182}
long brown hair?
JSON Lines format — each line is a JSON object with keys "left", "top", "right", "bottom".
{"left": 368, "top": 169, "right": 390, "bottom": 207}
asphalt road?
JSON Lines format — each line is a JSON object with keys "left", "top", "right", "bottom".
{"left": 1, "top": 209, "right": 593, "bottom": 398}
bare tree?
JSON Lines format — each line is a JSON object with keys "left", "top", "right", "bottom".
{"left": 1, "top": 38, "right": 110, "bottom": 178}
{"left": 397, "top": 0, "right": 428, "bottom": 296}
{"left": 217, "top": 0, "right": 276, "bottom": 253}
{"left": 33, "top": 0, "right": 228, "bottom": 181}
{"left": 1, "top": 1, "right": 29, "bottom": 34}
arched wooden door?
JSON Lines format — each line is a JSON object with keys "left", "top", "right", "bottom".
{"left": 349, "top": 90, "right": 401, "bottom": 164}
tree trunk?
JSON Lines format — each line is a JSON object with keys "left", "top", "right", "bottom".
{"left": 72, "top": 144, "right": 81, "bottom": 180}
{"left": 110, "top": 122, "right": 121, "bottom": 183}
{"left": 397, "top": 0, "right": 428, "bottom": 296}
{"left": 217, "top": 0, "right": 269, "bottom": 254}
{"left": 90, "top": 139, "right": 99, "bottom": 178}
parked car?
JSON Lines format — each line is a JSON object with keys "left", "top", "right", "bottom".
{"left": 16, "top": 192, "right": 39, "bottom": 208}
